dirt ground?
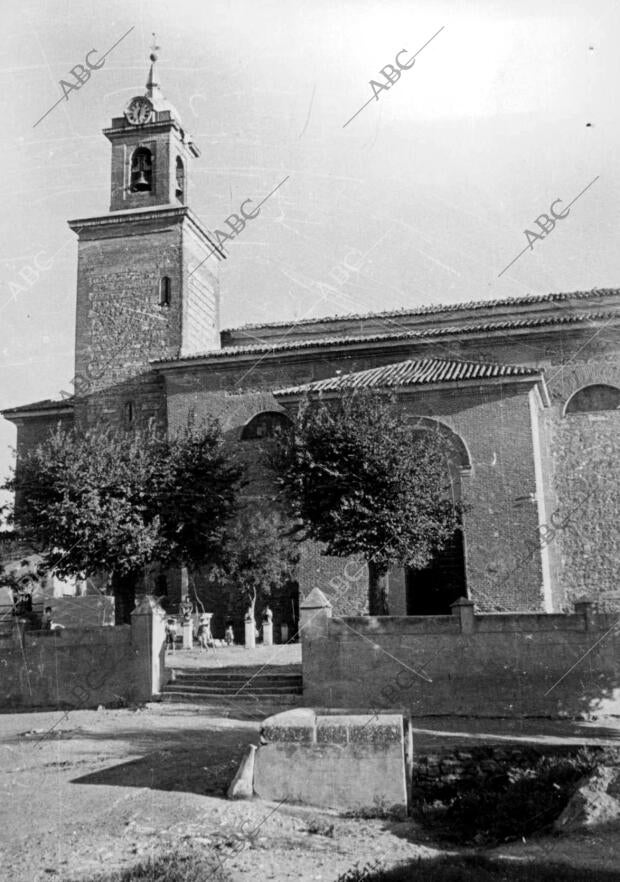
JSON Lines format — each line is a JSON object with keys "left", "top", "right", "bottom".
{"left": 2, "top": 640, "right": 620, "bottom": 881}
{"left": 1, "top": 698, "right": 620, "bottom": 882}
{"left": 0, "top": 702, "right": 444, "bottom": 882}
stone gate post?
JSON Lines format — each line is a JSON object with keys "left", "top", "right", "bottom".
{"left": 299, "top": 588, "right": 332, "bottom": 704}
{"left": 131, "top": 595, "right": 167, "bottom": 701}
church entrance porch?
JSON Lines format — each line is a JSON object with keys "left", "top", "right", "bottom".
{"left": 406, "top": 527, "right": 467, "bottom": 615}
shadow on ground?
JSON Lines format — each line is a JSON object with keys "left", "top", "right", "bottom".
{"left": 356, "top": 853, "right": 620, "bottom": 881}
{"left": 70, "top": 720, "right": 258, "bottom": 798}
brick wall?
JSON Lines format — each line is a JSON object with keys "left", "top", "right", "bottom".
{"left": 181, "top": 224, "right": 220, "bottom": 354}
{"left": 13, "top": 412, "right": 74, "bottom": 460}
{"left": 107, "top": 121, "right": 195, "bottom": 212}
{"left": 164, "top": 368, "right": 547, "bottom": 612}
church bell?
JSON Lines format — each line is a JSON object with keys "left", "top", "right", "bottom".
{"left": 133, "top": 170, "right": 150, "bottom": 191}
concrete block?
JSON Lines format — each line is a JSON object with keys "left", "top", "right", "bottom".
{"left": 260, "top": 708, "right": 316, "bottom": 744}
{"left": 253, "top": 709, "right": 408, "bottom": 815}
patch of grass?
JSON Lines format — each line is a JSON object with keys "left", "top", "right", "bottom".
{"left": 336, "top": 861, "right": 385, "bottom": 882}
{"left": 341, "top": 797, "right": 407, "bottom": 820}
{"left": 82, "top": 846, "right": 231, "bottom": 881}
{"left": 336, "top": 854, "right": 620, "bottom": 881}
{"left": 305, "top": 815, "right": 335, "bottom": 836}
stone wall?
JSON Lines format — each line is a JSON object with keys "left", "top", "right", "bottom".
{"left": 74, "top": 225, "right": 184, "bottom": 392}
{"left": 411, "top": 743, "right": 585, "bottom": 806}
{"left": 70, "top": 210, "right": 220, "bottom": 429}
{"left": 0, "top": 597, "right": 165, "bottom": 710}
{"left": 551, "top": 410, "right": 620, "bottom": 610}
{"left": 300, "top": 592, "right": 620, "bottom": 719}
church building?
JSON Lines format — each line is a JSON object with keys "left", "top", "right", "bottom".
{"left": 3, "top": 53, "right": 619, "bottom": 637}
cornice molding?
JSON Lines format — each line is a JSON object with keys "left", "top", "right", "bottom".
{"left": 67, "top": 206, "right": 224, "bottom": 256}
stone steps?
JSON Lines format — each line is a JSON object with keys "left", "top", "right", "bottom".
{"left": 165, "top": 682, "right": 302, "bottom": 695}
{"left": 171, "top": 674, "right": 300, "bottom": 685}
{"left": 161, "top": 668, "right": 303, "bottom": 704}
{"left": 161, "top": 691, "right": 303, "bottom": 705}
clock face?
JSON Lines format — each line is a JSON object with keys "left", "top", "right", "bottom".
{"left": 125, "top": 97, "right": 154, "bottom": 125}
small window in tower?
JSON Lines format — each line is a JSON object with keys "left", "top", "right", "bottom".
{"left": 160, "top": 276, "right": 171, "bottom": 307}
{"left": 175, "top": 156, "right": 185, "bottom": 201}
{"left": 124, "top": 401, "right": 135, "bottom": 425}
{"left": 130, "top": 147, "right": 153, "bottom": 193}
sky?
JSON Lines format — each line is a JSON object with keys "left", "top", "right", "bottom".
{"left": 1, "top": 0, "right": 619, "bottom": 496}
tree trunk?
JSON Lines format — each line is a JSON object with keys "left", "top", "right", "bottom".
{"left": 188, "top": 568, "right": 205, "bottom": 613}
{"left": 112, "top": 570, "right": 138, "bottom": 625}
{"left": 367, "top": 560, "right": 390, "bottom": 615}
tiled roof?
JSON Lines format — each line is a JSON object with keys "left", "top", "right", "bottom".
{"left": 154, "top": 311, "right": 616, "bottom": 365}
{"left": 273, "top": 358, "right": 541, "bottom": 396}
{"left": 223, "top": 288, "right": 620, "bottom": 333}
{"left": 2, "top": 398, "right": 74, "bottom": 417}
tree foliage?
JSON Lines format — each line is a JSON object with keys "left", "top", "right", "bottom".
{"left": 273, "top": 391, "right": 461, "bottom": 614}
{"left": 3, "top": 422, "right": 244, "bottom": 621}
{"left": 210, "top": 508, "right": 299, "bottom": 620}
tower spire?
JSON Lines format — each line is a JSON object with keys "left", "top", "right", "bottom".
{"left": 146, "top": 33, "right": 161, "bottom": 99}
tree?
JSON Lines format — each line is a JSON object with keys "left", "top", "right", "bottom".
{"left": 273, "top": 390, "right": 461, "bottom": 615}
{"left": 210, "top": 508, "right": 299, "bottom": 629}
{"left": 3, "top": 421, "right": 244, "bottom": 622}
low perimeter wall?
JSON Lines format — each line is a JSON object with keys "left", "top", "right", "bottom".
{"left": 0, "top": 596, "right": 166, "bottom": 710}
{"left": 411, "top": 743, "right": 587, "bottom": 807}
{"left": 300, "top": 591, "right": 620, "bottom": 718}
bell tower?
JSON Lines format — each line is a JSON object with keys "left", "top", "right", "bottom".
{"left": 105, "top": 43, "right": 198, "bottom": 212}
{"left": 68, "top": 42, "right": 224, "bottom": 427}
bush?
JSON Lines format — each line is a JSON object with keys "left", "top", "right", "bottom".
{"left": 419, "top": 748, "right": 620, "bottom": 846}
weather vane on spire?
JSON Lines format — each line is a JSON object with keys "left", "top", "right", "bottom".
{"left": 146, "top": 33, "right": 161, "bottom": 95}
{"left": 150, "top": 32, "right": 160, "bottom": 62}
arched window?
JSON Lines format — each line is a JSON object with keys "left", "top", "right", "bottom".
{"left": 160, "top": 276, "right": 171, "bottom": 307}
{"left": 130, "top": 147, "right": 153, "bottom": 192}
{"left": 241, "top": 411, "right": 291, "bottom": 440}
{"left": 409, "top": 416, "right": 472, "bottom": 473}
{"left": 175, "top": 156, "right": 185, "bottom": 201}
{"left": 565, "top": 384, "right": 620, "bottom": 415}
